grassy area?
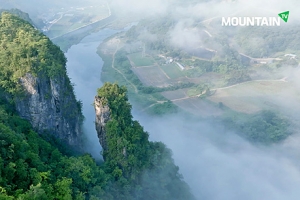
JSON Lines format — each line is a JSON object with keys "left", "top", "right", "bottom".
{"left": 160, "top": 63, "right": 184, "bottom": 79}
{"left": 128, "top": 52, "right": 155, "bottom": 66}
{"left": 186, "top": 84, "right": 208, "bottom": 97}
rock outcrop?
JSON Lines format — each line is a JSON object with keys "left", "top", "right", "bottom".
{"left": 15, "top": 73, "right": 83, "bottom": 147}
{"left": 94, "top": 96, "right": 110, "bottom": 153}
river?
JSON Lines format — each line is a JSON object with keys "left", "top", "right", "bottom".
{"left": 65, "top": 28, "right": 121, "bottom": 159}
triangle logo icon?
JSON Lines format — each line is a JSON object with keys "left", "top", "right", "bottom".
{"left": 278, "top": 11, "right": 289, "bottom": 22}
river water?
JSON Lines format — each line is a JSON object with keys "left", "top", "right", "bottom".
{"left": 65, "top": 28, "right": 121, "bottom": 158}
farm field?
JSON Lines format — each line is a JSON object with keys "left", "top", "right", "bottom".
{"left": 173, "top": 98, "right": 223, "bottom": 117}
{"left": 161, "top": 89, "right": 188, "bottom": 100}
{"left": 160, "top": 78, "right": 300, "bottom": 117}
{"left": 128, "top": 52, "right": 155, "bottom": 67}
{"left": 160, "top": 63, "right": 185, "bottom": 79}
{"left": 132, "top": 66, "right": 170, "bottom": 87}
{"left": 208, "top": 80, "right": 299, "bottom": 114}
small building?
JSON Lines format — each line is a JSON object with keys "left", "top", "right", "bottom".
{"left": 176, "top": 62, "right": 185, "bottom": 70}
{"left": 165, "top": 57, "right": 173, "bottom": 64}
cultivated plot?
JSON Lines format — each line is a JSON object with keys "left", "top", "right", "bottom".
{"left": 132, "top": 66, "right": 169, "bottom": 87}
{"left": 160, "top": 63, "right": 185, "bottom": 79}
{"left": 208, "top": 80, "right": 297, "bottom": 114}
{"left": 173, "top": 98, "right": 223, "bottom": 117}
{"left": 161, "top": 89, "right": 188, "bottom": 100}
{"left": 127, "top": 52, "right": 155, "bottom": 67}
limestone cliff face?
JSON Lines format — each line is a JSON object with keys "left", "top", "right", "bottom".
{"left": 94, "top": 96, "right": 110, "bottom": 153}
{"left": 15, "top": 73, "right": 83, "bottom": 147}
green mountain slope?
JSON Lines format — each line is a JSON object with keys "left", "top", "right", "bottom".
{"left": 0, "top": 12, "right": 194, "bottom": 200}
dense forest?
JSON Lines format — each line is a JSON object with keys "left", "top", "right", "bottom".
{"left": 0, "top": 11, "right": 67, "bottom": 95}
{"left": 223, "top": 110, "right": 291, "bottom": 144}
{"left": 96, "top": 83, "right": 194, "bottom": 199}
{"left": 0, "top": 83, "right": 193, "bottom": 199}
{"left": 0, "top": 12, "right": 194, "bottom": 199}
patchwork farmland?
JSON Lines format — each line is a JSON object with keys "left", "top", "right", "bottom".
{"left": 132, "top": 66, "right": 170, "bottom": 87}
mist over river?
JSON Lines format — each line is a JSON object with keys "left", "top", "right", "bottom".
{"left": 65, "top": 28, "right": 121, "bottom": 158}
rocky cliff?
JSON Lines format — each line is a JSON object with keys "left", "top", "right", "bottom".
{"left": 0, "top": 12, "right": 84, "bottom": 147}
{"left": 15, "top": 73, "right": 83, "bottom": 147}
{"left": 94, "top": 96, "right": 110, "bottom": 153}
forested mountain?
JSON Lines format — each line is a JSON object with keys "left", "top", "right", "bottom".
{"left": 0, "top": 12, "right": 194, "bottom": 199}
{"left": 0, "top": 11, "right": 83, "bottom": 146}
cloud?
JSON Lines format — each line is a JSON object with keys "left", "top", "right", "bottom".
{"left": 169, "top": 19, "right": 203, "bottom": 49}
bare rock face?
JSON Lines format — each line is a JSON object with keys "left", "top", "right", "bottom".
{"left": 94, "top": 96, "right": 110, "bottom": 153}
{"left": 15, "top": 73, "right": 83, "bottom": 147}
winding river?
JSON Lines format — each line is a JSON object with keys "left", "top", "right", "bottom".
{"left": 65, "top": 28, "right": 121, "bottom": 158}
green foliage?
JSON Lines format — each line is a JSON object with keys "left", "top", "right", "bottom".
{"left": 187, "top": 84, "right": 209, "bottom": 96}
{"left": 0, "top": 12, "right": 66, "bottom": 95}
{"left": 97, "top": 83, "right": 194, "bottom": 199}
{"left": 0, "top": 98, "right": 107, "bottom": 199}
{"left": 148, "top": 101, "right": 178, "bottom": 115}
{"left": 0, "top": 9, "right": 34, "bottom": 25}
{"left": 224, "top": 110, "right": 291, "bottom": 144}
{"left": 0, "top": 81, "right": 193, "bottom": 199}
{"left": 225, "top": 70, "right": 251, "bottom": 85}
{"left": 0, "top": 12, "right": 192, "bottom": 200}
{"left": 139, "top": 82, "right": 195, "bottom": 94}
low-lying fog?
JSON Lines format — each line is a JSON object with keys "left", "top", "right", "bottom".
{"left": 130, "top": 66, "right": 300, "bottom": 200}
{"left": 134, "top": 112, "right": 300, "bottom": 200}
